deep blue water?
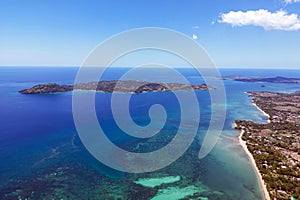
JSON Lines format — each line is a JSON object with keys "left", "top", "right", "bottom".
{"left": 0, "top": 67, "right": 299, "bottom": 199}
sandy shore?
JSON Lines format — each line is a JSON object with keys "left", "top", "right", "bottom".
{"left": 244, "top": 92, "right": 271, "bottom": 123}
{"left": 251, "top": 102, "right": 271, "bottom": 123}
{"left": 237, "top": 126, "right": 271, "bottom": 200}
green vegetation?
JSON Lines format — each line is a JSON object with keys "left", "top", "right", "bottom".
{"left": 19, "top": 81, "right": 210, "bottom": 94}
{"left": 236, "top": 91, "right": 300, "bottom": 200}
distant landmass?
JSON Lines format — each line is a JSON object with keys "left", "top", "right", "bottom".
{"left": 19, "top": 80, "right": 210, "bottom": 94}
{"left": 222, "top": 76, "right": 300, "bottom": 84}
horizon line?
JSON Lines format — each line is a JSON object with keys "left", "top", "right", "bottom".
{"left": 0, "top": 65, "right": 299, "bottom": 70}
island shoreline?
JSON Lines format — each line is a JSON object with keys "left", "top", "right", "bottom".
{"left": 19, "top": 81, "right": 211, "bottom": 94}
{"left": 237, "top": 125, "right": 271, "bottom": 200}
{"left": 251, "top": 102, "right": 271, "bottom": 123}
{"left": 236, "top": 95, "right": 271, "bottom": 199}
{"left": 236, "top": 91, "right": 300, "bottom": 199}
{"left": 244, "top": 91, "right": 271, "bottom": 123}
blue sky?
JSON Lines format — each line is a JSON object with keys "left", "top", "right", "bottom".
{"left": 1, "top": 0, "right": 300, "bottom": 68}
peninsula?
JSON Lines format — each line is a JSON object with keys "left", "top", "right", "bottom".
{"left": 222, "top": 76, "right": 300, "bottom": 84}
{"left": 235, "top": 91, "right": 300, "bottom": 200}
{"left": 19, "top": 80, "right": 210, "bottom": 94}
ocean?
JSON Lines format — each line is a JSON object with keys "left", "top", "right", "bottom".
{"left": 0, "top": 67, "right": 299, "bottom": 199}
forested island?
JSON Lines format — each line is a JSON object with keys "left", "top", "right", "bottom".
{"left": 235, "top": 91, "right": 300, "bottom": 200}
{"left": 19, "top": 80, "right": 210, "bottom": 94}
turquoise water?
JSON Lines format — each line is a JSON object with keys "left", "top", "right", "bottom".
{"left": 0, "top": 67, "right": 299, "bottom": 199}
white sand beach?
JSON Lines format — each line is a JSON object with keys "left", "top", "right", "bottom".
{"left": 238, "top": 128, "right": 271, "bottom": 200}
{"left": 252, "top": 102, "right": 271, "bottom": 123}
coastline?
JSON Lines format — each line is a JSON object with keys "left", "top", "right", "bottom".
{"left": 237, "top": 91, "right": 300, "bottom": 199}
{"left": 236, "top": 125, "right": 271, "bottom": 200}
{"left": 251, "top": 102, "right": 271, "bottom": 123}
{"left": 245, "top": 91, "right": 271, "bottom": 123}
{"left": 237, "top": 97, "right": 271, "bottom": 199}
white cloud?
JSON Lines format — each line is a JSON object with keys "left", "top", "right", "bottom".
{"left": 284, "top": 0, "right": 300, "bottom": 4}
{"left": 218, "top": 9, "right": 300, "bottom": 31}
{"left": 192, "top": 34, "right": 198, "bottom": 40}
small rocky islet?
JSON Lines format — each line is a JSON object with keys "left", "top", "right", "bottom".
{"left": 19, "top": 80, "right": 211, "bottom": 94}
